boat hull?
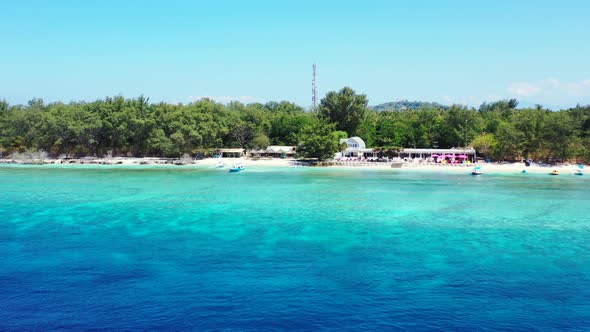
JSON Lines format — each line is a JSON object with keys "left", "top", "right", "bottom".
{"left": 229, "top": 166, "right": 245, "bottom": 172}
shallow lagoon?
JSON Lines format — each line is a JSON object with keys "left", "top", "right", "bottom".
{"left": 1, "top": 165, "right": 589, "bottom": 330}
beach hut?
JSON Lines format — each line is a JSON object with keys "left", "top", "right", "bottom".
{"left": 265, "top": 146, "right": 297, "bottom": 158}
{"left": 216, "top": 148, "right": 245, "bottom": 158}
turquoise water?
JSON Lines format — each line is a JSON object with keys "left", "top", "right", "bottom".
{"left": 1, "top": 165, "right": 589, "bottom": 330}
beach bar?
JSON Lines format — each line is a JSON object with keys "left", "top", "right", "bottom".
{"left": 400, "top": 148, "right": 476, "bottom": 162}
{"left": 216, "top": 148, "right": 245, "bottom": 158}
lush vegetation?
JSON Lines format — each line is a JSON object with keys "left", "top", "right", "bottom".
{"left": 371, "top": 100, "right": 448, "bottom": 112}
{"left": 0, "top": 97, "right": 312, "bottom": 158}
{"left": 1, "top": 89, "right": 589, "bottom": 162}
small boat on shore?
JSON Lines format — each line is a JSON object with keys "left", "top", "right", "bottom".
{"left": 550, "top": 169, "right": 559, "bottom": 176}
{"left": 574, "top": 165, "right": 584, "bottom": 175}
{"left": 471, "top": 166, "right": 483, "bottom": 175}
{"left": 229, "top": 165, "right": 245, "bottom": 173}
{"left": 390, "top": 162, "right": 403, "bottom": 169}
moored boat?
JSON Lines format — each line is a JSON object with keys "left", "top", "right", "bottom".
{"left": 574, "top": 165, "right": 584, "bottom": 175}
{"left": 229, "top": 165, "right": 245, "bottom": 172}
{"left": 471, "top": 166, "right": 483, "bottom": 175}
{"left": 550, "top": 169, "right": 559, "bottom": 175}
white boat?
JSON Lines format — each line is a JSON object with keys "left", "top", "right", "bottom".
{"left": 215, "top": 161, "right": 227, "bottom": 169}
{"left": 574, "top": 165, "right": 584, "bottom": 175}
{"left": 471, "top": 166, "right": 483, "bottom": 175}
{"left": 229, "top": 165, "right": 245, "bottom": 173}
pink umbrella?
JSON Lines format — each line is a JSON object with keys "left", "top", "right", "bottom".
{"left": 457, "top": 154, "right": 468, "bottom": 159}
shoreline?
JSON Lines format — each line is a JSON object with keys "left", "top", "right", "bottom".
{"left": 0, "top": 157, "right": 586, "bottom": 175}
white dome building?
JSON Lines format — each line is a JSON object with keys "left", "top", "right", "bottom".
{"left": 337, "top": 136, "right": 374, "bottom": 158}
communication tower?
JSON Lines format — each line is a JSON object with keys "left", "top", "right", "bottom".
{"left": 312, "top": 64, "right": 317, "bottom": 108}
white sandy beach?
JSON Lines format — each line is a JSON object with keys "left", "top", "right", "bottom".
{"left": 1, "top": 156, "right": 586, "bottom": 175}
{"left": 324, "top": 162, "right": 585, "bottom": 175}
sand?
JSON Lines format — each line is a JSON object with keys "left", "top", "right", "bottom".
{"left": 0, "top": 156, "right": 585, "bottom": 175}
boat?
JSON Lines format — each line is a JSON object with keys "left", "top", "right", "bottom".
{"left": 521, "top": 169, "right": 527, "bottom": 174}
{"left": 550, "top": 169, "right": 559, "bottom": 175}
{"left": 574, "top": 165, "right": 584, "bottom": 175}
{"left": 471, "top": 166, "right": 483, "bottom": 175}
{"left": 390, "top": 162, "right": 403, "bottom": 168}
{"left": 214, "top": 161, "right": 227, "bottom": 169}
{"left": 228, "top": 165, "right": 245, "bottom": 173}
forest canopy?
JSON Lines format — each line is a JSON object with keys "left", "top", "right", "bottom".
{"left": 1, "top": 89, "right": 589, "bottom": 162}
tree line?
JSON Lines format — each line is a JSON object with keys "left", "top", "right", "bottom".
{"left": 1, "top": 88, "right": 589, "bottom": 161}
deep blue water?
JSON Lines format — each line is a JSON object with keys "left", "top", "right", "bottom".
{"left": 1, "top": 165, "right": 589, "bottom": 330}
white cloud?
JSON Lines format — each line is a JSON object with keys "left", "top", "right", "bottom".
{"left": 440, "top": 94, "right": 503, "bottom": 107}
{"left": 508, "top": 78, "right": 590, "bottom": 98}
{"left": 542, "top": 78, "right": 561, "bottom": 88}
{"left": 188, "top": 95, "right": 261, "bottom": 104}
{"left": 508, "top": 82, "right": 541, "bottom": 97}
{"left": 438, "top": 78, "right": 590, "bottom": 110}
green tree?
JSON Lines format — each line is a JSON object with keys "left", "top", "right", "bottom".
{"left": 147, "top": 128, "right": 174, "bottom": 156}
{"left": 479, "top": 99, "right": 518, "bottom": 133}
{"left": 230, "top": 123, "right": 255, "bottom": 148}
{"left": 510, "top": 108, "right": 547, "bottom": 159}
{"left": 39, "top": 103, "right": 101, "bottom": 156}
{"left": 355, "top": 111, "right": 377, "bottom": 147}
{"left": 298, "top": 118, "right": 340, "bottom": 160}
{"left": 0, "top": 99, "right": 8, "bottom": 113}
{"left": 319, "top": 87, "right": 368, "bottom": 135}
{"left": 372, "top": 111, "right": 405, "bottom": 148}
{"left": 494, "top": 121, "right": 525, "bottom": 160}
{"left": 542, "top": 111, "right": 579, "bottom": 161}
{"left": 267, "top": 101, "right": 311, "bottom": 145}
{"left": 471, "top": 133, "right": 498, "bottom": 160}
{"left": 252, "top": 133, "right": 270, "bottom": 149}
{"left": 439, "top": 105, "right": 481, "bottom": 148}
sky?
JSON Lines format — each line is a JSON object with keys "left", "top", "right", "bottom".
{"left": 1, "top": 0, "right": 589, "bottom": 109}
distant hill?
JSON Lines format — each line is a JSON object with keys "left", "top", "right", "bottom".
{"left": 370, "top": 100, "right": 448, "bottom": 112}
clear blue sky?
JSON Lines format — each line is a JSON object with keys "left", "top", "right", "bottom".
{"left": 1, "top": 0, "right": 589, "bottom": 109}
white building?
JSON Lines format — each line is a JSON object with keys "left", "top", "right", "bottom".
{"left": 250, "top": 146, "right": 297, "bottom": 158}
{"left": 337, "top": 137, "right": 375, "bottom": 158}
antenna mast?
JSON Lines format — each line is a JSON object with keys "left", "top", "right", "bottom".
{"left": 312, "top": 64, "right": 317, "bottom": 109}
